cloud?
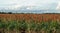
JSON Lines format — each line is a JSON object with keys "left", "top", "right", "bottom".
{"left": 8, "top": 4, "right": 21, "bottom": 9}
{"left": 56, "top": 1, "right": 60, "bottom": 10}
{"left": 0, "top": 0, "right": 59, "bottom": 10}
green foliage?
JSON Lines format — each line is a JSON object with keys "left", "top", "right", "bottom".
{"left": 7, "top": 21, "right": 17, "bottom": 30}
{"left": 0, "top": 19, "right": 60, "bottom": 33}
{"left": 30, "top": 21, "right": 36, "bottom": 30}
{"left": 0, "top": 22, "right": 5, "bottom": 28}
{"left": 18, "top": 20, "right": 28, "bottom": 31}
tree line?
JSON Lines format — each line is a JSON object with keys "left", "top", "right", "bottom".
{"left": 0, "top": 12, "right": 12, "bottom": 14}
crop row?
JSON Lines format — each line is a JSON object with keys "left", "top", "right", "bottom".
{"left": 0, "top": 14, "right": 60, "bottom": 22}
{"left": 0, "top": 18, "right": 60, "bottom": 33}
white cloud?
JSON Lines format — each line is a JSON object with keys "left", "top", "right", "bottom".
{"left": 8, "top": 4, "right": 21, "bottom": 9}
{"left": 56, "top": 1, "right": 60, "bottom": 10}
{"left": 0, "top": 0, "right": 59, "bottom": 10}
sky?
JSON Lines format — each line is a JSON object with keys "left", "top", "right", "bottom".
{"left": 0, "top": 0, "right": 60, "bottom": 10}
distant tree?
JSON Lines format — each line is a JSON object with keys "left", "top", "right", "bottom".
{"left": 8, "top": 12, "right": 12, "bottom": 14}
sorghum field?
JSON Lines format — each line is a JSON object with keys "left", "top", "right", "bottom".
{"left": 0, "top": 14, "right": 60, "bottom": 22}
{"left": 0, "top": 14, "right": 60, "bottom": 33}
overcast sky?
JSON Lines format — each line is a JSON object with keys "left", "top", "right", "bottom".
{"left": 0, "top": 0, "right": 60, "bottom": 10}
